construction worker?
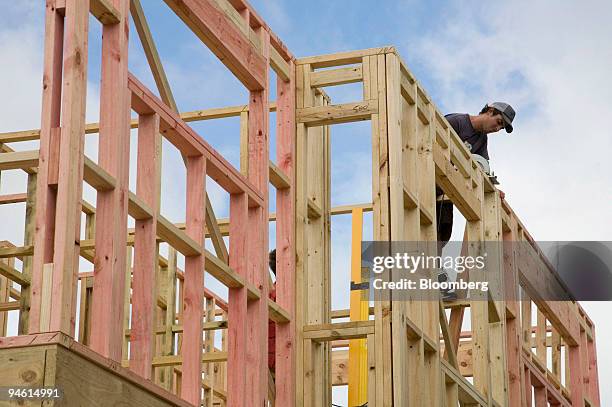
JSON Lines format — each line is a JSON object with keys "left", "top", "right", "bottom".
{"left": 437, "top": 102, "right": 516, "bottom": 299}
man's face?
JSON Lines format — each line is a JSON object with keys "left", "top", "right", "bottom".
{"left": 483, "top": 111, "right": 505, "bottom": 134}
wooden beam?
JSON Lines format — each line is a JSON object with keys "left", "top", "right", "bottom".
{"left": 269, "top": 160, "right": 290, "bottom": 190}
{"left": 268, "top": 298, "right": 290, "bottom": 324}
{"left": 297, "top": 100, "right": 377, "bottom": 126}
{"left": 0, "top": 103, "right": 284, "bottom": 144}
{"left": 148, "top": 352, "right": 228, "bottom": 367}
{"left": 127, "top": 191, "right": 154, "bottom": 220}
{"left": 0, "top": 193, "right": 28, "bottom": 205}
{"left": 270, "top": 45, "right": 290, "bottom": 82}
{"left": 18, "top": 174, "right": 36, "bottom": 334}
{"left": 26, "top": 0, "right": 64, "bottom": 334}
{"left": 83, "top": 156, "right": 117, "bottom": 191}
{"left": 130, "top": 0, "right": 177, "bottom": 110}
{"left": 181, "top": 155, "right": 206, "bottom": 405}
{"left": 0, "top": 150, "right": 39, "bottom": 171}
{"left": 90, "top": 0, "right": 121, "bottom": 25}
{"left": 0, "top": 245, "right": 34, "bottom": 259}
{"left": 158, "top": 215, "right": 202, "bottom": 256}
{"left": 128, "top": 112, "right": 161, "bottom": 379}
{"left": 205, "top": 196, "right": 229, "bottom": 264}
{"left": 0, "top": 262, "right": 31, "bottom": 287}
{"left": 227, "top": 192, "right": 248, "bottom": 407}
{"left": 310, "top": 66, "right": 363, "bottom": 87}
{"left": 297, "top": 47, "right": 395, "bottom": 69}
{"left": 440, "top": 358, "right": 488, "bottom": 406}
{"left": 89, "top": 0, "right": 131, "bottom": 361}
{"left": 307, "top": 198, "right": 322, "bottom": 219}
{"left": 243, "top": 29, "right": 270, "bottom": 405}
{"left": 274, "top": 58, "right": 296, "bottom": 407}
{"left": 0, "top": 130, "right": 41, "bottom": 143}
{"left": 303, "top": 321, "right": 375, "bottom": 342}
{"left": 433, "top": 144, "right": 481, "bottom": 221}
{"left": 0, "top": 301, "right": 20, "bottom": 312}
{"left": 42, "top": 0, "right": 90, "bottom": 336}
{"left": 515, "top": 243, "right": 581, "bottom": 345}
{"left": 204, "top": 249, "right": 246, "bottom": 289}
{"left": 163, "top": 0, "right": 266, "bottom": 90}
{"left": 0, "top": 152, "right": 119, "bottom": 193}
{"left": 440, "top": 301, "right": 458, "bottom": 370}
{"left": 125, "top": 320, "right": 227, "bottom": 336}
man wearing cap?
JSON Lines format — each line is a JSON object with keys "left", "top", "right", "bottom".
{"left": 445, "top": 102, "right": 515, "bottom": 161}
{"left": 436, "top": 102, "right": 516, "bottom": 299}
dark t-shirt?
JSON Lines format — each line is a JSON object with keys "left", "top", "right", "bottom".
{"left": 444, "top": 113, "right": 489, "bottom": 160}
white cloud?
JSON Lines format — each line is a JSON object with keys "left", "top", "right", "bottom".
{"left": 408, "top": 1, "right": 612, "bottom": 240}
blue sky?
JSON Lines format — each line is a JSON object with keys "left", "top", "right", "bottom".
{"left": 0, "top": 1, "right": 611, "bottom": 405}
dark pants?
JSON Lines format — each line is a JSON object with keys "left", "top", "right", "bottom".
{"left": 436, "top": 189, "right": 453, "bottom": 254}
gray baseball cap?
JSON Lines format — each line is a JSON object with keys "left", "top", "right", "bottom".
{"left": 482, "top": 102, "right": 515, "bottom": 133}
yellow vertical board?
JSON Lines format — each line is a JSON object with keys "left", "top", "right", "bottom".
{"left": 349, "top": 208, "right": 368, "bottom": 406}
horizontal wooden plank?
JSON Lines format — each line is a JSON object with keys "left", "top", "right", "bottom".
{"left": 303, "top": 320, "right": 375, "bottom": 342}
{"left": 203, "top": 249, "right": 244, "bottom": 289}
{"left": 182, "top": 105, "right": 247, "bottom": 121}
{"left": 158, "top": 215, "right": 202, "bottom": 257}
{"left": 449, "top": 142, "right": 472, "bottom": 179}
{"left": 10, "top": 287, "right": 21, "bottom": 301}
{"left": 181, "top": 202, "right": 374, "bottom": 238}
{"left": 268, "top": 299, "right": 290, "bottom": 324}
{"left": 0, "top": 245, "right": 33, "bottom": 259}
{"left": 297, "top": 47, "right": 395, "bottom": 68}
{"left": 0, "top": 262, "right": 30, "bottom": 286}
{"left": 328, "top": 202, "right": 373, "bottom": 216}
{"left": 147, "top": 351, "right": 227, "bottom": 367}
{"left": 0, "top": 129, "right": 41, "bottom": 143}
{"left": 0, "top": 150, "right": 39, "bottom": 171}
{"left": 124, "top": 320, "right": 228, "bottom": 336}
{"left": 81, "top": 200, "right": 96, "bottom": 215}
{"left": 435, "top": 127, "right": 450, "bottom": 150}
{"left": 417, "top": 102, "right": 431, "bottom": 125}
{"left": 310, "top": 66, "right": 363, "bottom": 87}
{"left": 297, "top": 100, "right": 377, "bottom": 126}
{"left": 0, "top": 193, "right": 27, "bottom": 205}
{"left": 127, "top": 191, "right": 154, "bottom": 220}
{"left": 403, "top": 184, "right": 418, "bottom": 209}
{"left": 269, "top": 161, "right": 290, "bottom": 190}
{"left": 0, "top": 301, "right": 20, "bottom": 312}
{"left": 90, "top": 0, "right": 121, "bottom": 25}
{"left": 400, "top": 73, "right": 416, "bottom": 104}
{"left": 246, "top": 282, "right": 261, "bottom": 300}
{"left": 181, "top": 103, "right": 277, "bottom": 121}
{"left": 0, "top": 104, "right": 281, "bottom": 144}
{"left": 330, "top": 307, "right": 374, "bottom": 320}
{"left": 307, "top": 198, "right": 322, "bottom": 219}
{"left": 433, "top": 144, "right": 481, "bottom": 221}
{"left": 270, "top": 45, "right": 290, "bottom": 82}
{"left": 419, "top": 205, "right": 433, "bottom": 225}
{"left": 83, "top": 156, "right": 116, "bottom": 191}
